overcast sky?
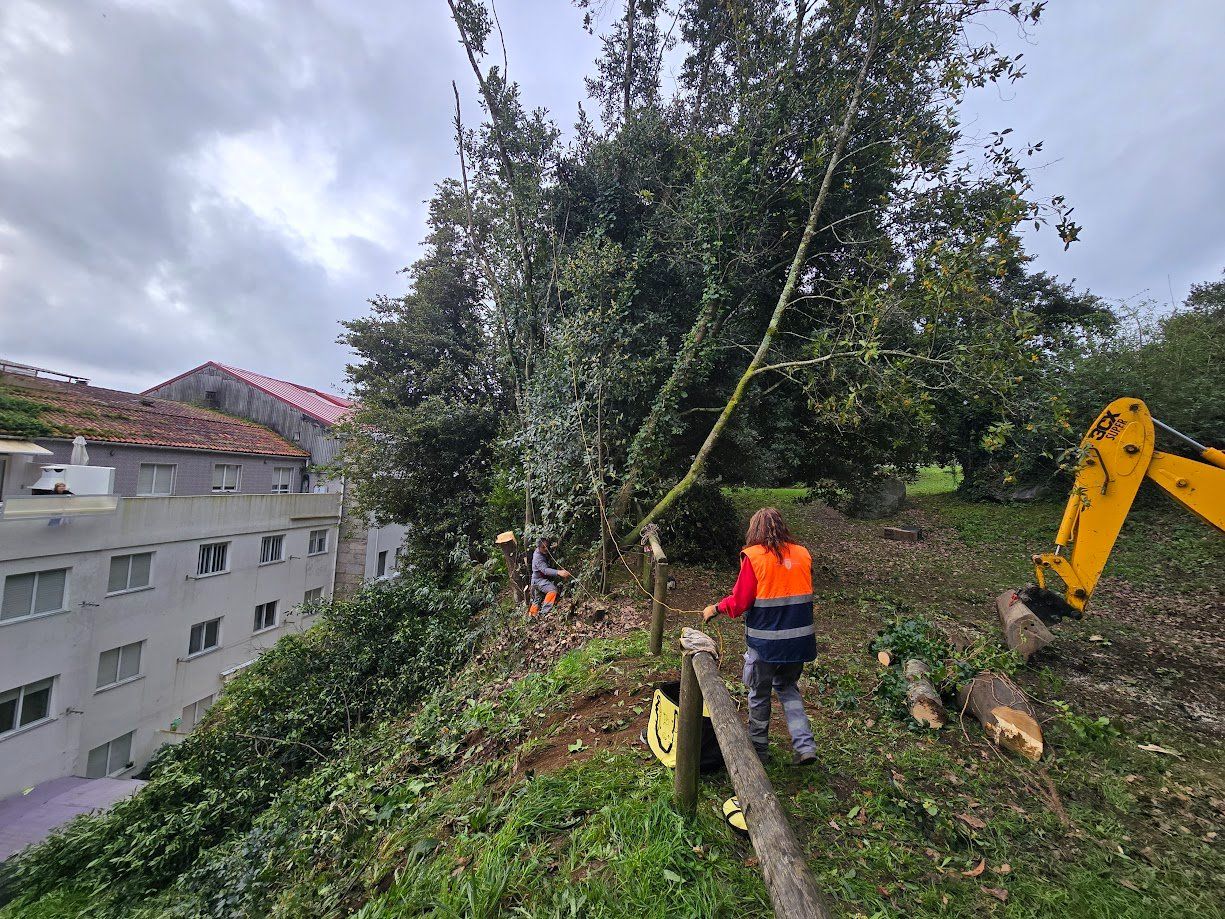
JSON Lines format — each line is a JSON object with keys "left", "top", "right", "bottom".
{"left": 1, "top": 1, "right": 1222, "bottom": 394}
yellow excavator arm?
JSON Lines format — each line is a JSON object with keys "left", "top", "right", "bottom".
{"left": 1032, "top": 397, "right": 1225, "bottom": 615}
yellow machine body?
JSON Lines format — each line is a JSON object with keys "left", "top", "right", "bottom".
{"left": 1033, "top": 397, "right": 1225, "bottom": 613}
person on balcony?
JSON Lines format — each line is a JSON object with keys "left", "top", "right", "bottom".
{"left": 703, "top": 507, "right": 818, "bottom": 766}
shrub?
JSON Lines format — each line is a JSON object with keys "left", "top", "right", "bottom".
{"left": 0, "top": 575, "right": 489, "bottom": 909}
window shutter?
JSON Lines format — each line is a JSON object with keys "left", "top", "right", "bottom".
{"left": 118, "top": 643, "right": 142, "bottom": 681}
{"left": 108, "top": 557, "right": 129, "bottom": 593}
{"left": 130, "top": 553, "right": 152, "bottom": 588}
{"left": 137, "top": 465, "right": 155, "bottom": 495}
{"left": 34, "top": 569, "right": 66, "bottom": 614}
{"left": 110, "top": 732, "right": 133, "bottom": 772}
{"left": 2, "top": 573, "right": 35, "bottom": 620}
{"left": 97, "top": 648, "right": 120, "bottom": 687}
{"left": 86, "top": 744, "right": 109, "bottom": 778}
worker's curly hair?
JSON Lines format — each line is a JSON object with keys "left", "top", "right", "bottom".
{"left": 744, "top": 507, "right": 795, "bottom": 561}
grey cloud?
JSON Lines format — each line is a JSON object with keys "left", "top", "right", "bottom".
{"left": 0, "top": 1, "right": 1219, "bottom": 396}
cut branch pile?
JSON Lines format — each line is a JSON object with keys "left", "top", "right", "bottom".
{"left": 871, "top": 614, "right": 1043, "bottom": 760}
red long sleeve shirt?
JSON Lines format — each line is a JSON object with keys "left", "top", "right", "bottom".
{"left": 717, "top": 555, "right": 757, "bottom": 618}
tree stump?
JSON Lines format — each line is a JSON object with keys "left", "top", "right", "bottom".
{"left": 495, "top": 531, "right": 527, "bottom": 603}
{"left": 996, "top": 590, "right": 1053, "bottom": 659}
{"left": 903, "top": 659, "right": 946, "bottom": 729}
{"left": 957, "top": 670, "right": 1043, "bottom": 761}
{"left": 876, "top": 649, "right": 893, "bottom": 667}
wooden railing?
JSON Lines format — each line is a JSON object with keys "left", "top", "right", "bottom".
{"left": 674, "top": 639, "right": 832, "bottom": 919}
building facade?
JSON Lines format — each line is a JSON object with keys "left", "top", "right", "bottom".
{"left": 144, "top": 361, "right": 406, "bottom": 590}
{"left": 0, "top": 370, "right": 340, "bottom": 800}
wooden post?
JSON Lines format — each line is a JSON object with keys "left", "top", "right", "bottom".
{"left": 674, "top": 653, "right": 702, "bottom": 814}
{"left": 641, "top": 544, "right": 654, "bottom": 594}
{"left": 690, "top": 651, "right": 833, "bottom": 919}
{"left": 495, "top": 531, "right": 526, "bottom": 603}
{"left": 650, "top": 559, "right": 668, "bottom": 655}
{"left": 646, "top": 526, "right": 668, "bottom": 655}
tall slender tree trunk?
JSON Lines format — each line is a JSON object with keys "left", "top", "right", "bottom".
{"left": 627, "top": 5, "right": 880, "bottom": 543}
{"left": 622, "top": 0, "right": 638, "bottom": 122}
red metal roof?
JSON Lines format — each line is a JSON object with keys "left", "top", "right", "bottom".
{"left": 0, "top": 373, "right": 309, "bottom": 457}
{"left": 145, "top": 361, "right": 353, "bottom": 426}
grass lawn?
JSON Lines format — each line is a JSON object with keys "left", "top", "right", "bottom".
{"left": 7, "top": 489, "right": 1221, "bottom": 919}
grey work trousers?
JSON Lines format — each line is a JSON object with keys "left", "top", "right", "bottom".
{"left": 742, "top": 648, "right": 816, "bottom": 756}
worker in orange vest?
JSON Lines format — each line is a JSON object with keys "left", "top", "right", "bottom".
{"left": 704, "top": 507, "right": 817, "bottom": 766}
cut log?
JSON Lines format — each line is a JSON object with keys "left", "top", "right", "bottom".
{"left": 956, "top": 671, "right": 1044, "bottom": 762}
{"left": 876, "top": 649, "right": 894, "bottom": 667}
{"left": 996, "top": 590, "right": 1053, "bottom": 659}
{"left": 882, "top": 526, "right": 922, "bottom": 542}
{"left": 903, "top": 659, "right": 946, "bottom": 729}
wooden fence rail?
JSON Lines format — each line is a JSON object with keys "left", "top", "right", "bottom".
{"left": 675, "top": 644, "right": 832, "bottom": 919}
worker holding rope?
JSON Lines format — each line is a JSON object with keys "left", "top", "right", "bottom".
{"left": 529, "top": 536, "right": 571, "bottom": 617}
{"left": 703, "top": 507, "right": 818, "bottom": 767}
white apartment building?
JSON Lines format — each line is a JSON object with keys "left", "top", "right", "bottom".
{"left": 0, "top": 367, "right": 340, "bottom": 800}
{"left": 144, "top": 361, "right": 407, "bottom": 595}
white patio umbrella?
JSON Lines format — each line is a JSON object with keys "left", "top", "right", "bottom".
{"left": 70, "top": 436, "right": 89, "bottom": 465}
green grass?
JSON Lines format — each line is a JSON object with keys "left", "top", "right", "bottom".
{"left": 907, "top": 465, "right": 961, "bottom": 496}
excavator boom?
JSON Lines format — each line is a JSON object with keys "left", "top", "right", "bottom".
{"left": 1032, "top": 398, "right": 1225, "bottom": 615}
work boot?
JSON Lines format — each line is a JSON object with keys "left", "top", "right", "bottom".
{"left": 754, "top": 746, "right": 769, "bottom": 764}
{"left": 793, "top": 751, "right": 817, "bottom": 767}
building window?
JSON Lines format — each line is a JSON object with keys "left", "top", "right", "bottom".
{"left": 181, "top": 694, "right": 214, "bottom": 732}
{"left": 271, "top": 467, "right": 294, "bottom": 494}
{"left": 308, "top": 529, "right": 329, "bottom": 555}
{"left": 259, "top": 534, "right": 285, "bottom": 565}
{"left": 2, "top": 569, "right": 68, "bottom": 622}
{"left": 377, "top": 550, "right": 388, "bottom": 577}
{"left": 86, "top": 731, "right": 134, "bottom": 778}
{"left": 253, "top": 600, "right": 278, "bottom": 632}
{"left": 96, "top": 641, "right": 143, "bottom": 689}
{"left": 0, "top": 677, "right": 55, "bottom": 737}
{"left": 211, "top": 464, "right": 241, "bottom": 493}
{"left": 197, "top": 543, "right": 229, "bottom": 577}
{"left": 107, "top": 553, "right": 153, "bottom": 594}
{"left": 136, "top": 463, "right": 176, "bottom": 496}
{"left": 302, "top": 587, "right": 324, "bottom": 611}
{"left": 188, "top": 618, "right": 221, "bottom": 656}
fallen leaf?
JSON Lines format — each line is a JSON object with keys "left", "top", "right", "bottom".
{"left": 568, "top": 739, "right": 587, "bottom": 753}
{"left": 743, "top": 856, "right": 760, "bottom": 868}
{"left": 962, "top": 859, "right": 986, "bottom": 878}
{"left": 1088, "top": 634, "right": 1105, "bottom": 642}
{"left": 994, "top": 863, "right": 1012, "bottom": 875}
{"left": 958, "top": 813, "right": 987, "bottom": 831}
{"left": 982, "top": 886, "right": 1009, "bottom": 903}
{"left": 1137, "top": 743, "right": 1183, "bottom": 758}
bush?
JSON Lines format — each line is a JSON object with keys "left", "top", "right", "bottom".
{"left": 657, "top": 479, "right": 741, "bottom": 566}
{"left": 0, "top": 575, "right": 489, "bottom": 910}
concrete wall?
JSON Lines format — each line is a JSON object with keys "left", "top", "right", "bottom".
{"left": 0, "top": 492, "right": 340, "bottom": 799}
{"left": 13, "top": 441, "right": 309, "bottom": 499}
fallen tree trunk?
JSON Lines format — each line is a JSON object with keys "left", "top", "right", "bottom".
{"left": 957, "top": 671, "right": 1044, "bottom": 762}
{"left": 903, "top": 659, "right": 946, "bottom": 729}
{"left": 996, "top": 590, "right": 1053, "bottom": 659}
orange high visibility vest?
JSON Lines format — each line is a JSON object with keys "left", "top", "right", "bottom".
{"left": 742, "top": 543, "right": 816, "bottom": 663}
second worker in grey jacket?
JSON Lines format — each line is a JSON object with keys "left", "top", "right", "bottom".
{"left": 529, "top": 538, "right": 571, "bottom": 617}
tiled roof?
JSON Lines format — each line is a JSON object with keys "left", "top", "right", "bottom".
{"left": 0, "top": 372, "right": 310, "bottom": 457}
{"left": 145, "top": 362, "right": 353, "bottom": 426}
